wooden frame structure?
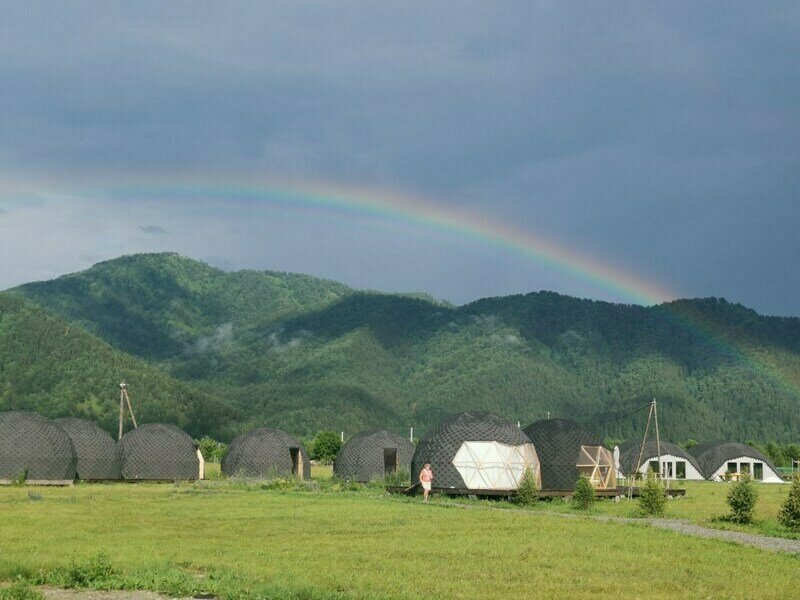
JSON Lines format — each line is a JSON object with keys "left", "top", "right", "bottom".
{"left": 576, "top": 445, "right": 617, "bottom": 489}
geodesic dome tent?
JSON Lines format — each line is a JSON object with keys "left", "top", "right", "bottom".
{"left": 221, "top": 427, "right": 310, "bottom": 479}
{"left": 690, "top": 442, "right": 782, "bottom": 483}
{"left": 0, "top": 411, "right": 77, "bottom": 484}
{"left": 54, "top": 417, "right": 121, "bottom": 481}
{"left": 523, "top": 418, "right": 615, "bottom": 491}
{"left": 411, "top": 412, "right": 540, "bottom": 491}
{"left": 619, "top": 441, "right": 705, "bottom": 481}
{"left": 119, "top": 423, "right": 201, "bottom": 481}
{"left": 333, "top": 429, "right": 414, "bottom": 482}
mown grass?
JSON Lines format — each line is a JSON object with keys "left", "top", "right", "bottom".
{"left": 518, "top": 480, "right": 800, "bottom": 539}
{"left": 0, "top": 471, "right": 798, "bottom": 599}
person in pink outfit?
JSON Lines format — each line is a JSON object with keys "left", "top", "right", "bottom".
{"left": 419, "top": 463, "right": 434, "bottom": 502}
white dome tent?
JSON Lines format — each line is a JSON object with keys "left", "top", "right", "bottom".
{"left": 452, "top": 440, "right": 539, "bottom": 490}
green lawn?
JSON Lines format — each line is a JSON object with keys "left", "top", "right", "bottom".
{"left": 0, "top": 473, "right": 798, "bottom": 599}
{"left": 522, "top": 480, "right": 799, "bottom": 539}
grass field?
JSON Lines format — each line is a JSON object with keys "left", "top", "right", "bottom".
{"left": 1, "top": 467, "right": 799, "bottom": 599}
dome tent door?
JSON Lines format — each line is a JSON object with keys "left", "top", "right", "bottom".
{"left": 383, "top": 448, "right": 398, "bottom": 474}
{"left": 290, "top": 447, "right": 303, "bottom": 478}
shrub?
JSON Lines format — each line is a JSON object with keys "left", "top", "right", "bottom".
{"left": 11, "top": 469, "right": 27, "bottom": 486}
{"left": 726, "top": 474, "right": 758, "bottom": 524}
{"left": 0, "top": 581, "right": 44, "bottom": 600}
{"left": 385, "top": 466, "right": 411, "bottom": 487}
{"left": 309, "top": 431, "right": 342, "bottom": 464}
{"left": 778, "top": 473, "right": 800, "bottom": 531}
{"left": 638, "top": 474, "right": 666, "bottom": 516}
{"left": 516, "top": 468, "right": 539, "bottom": 506}
{"left": 572, "top": 475, "right": 595, "bottom": 510}
{"left": 194, "top": 436, "right": 227, "bottom": 463}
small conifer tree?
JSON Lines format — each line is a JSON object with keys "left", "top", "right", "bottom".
{"left": 516, "top": 467, "right": 539, "bottom": 505}
{"left": 778, "top": 473, "right": 800, "bottom": 531}
{"left": 726, "top": 474, "right": 758, "bottom": 524}
{"left": 638, "top": 473, "right": 666, "bottom": 516}
{"left": 572, "top": 475, "right": 596, "bottom": 510}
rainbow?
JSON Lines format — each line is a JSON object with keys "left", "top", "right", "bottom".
{"left": 6, "top": 176, "right": 800, "bottom": 403}
{"left": 104, "top": 179, "right": 676, "bottom": 306}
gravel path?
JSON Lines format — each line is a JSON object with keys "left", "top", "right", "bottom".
{"left": 433, "top": 500, "right": 800, "bottom": 555}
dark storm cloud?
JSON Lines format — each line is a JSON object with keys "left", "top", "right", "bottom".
{"left": 0, "top": 2, "right": 798, "bottom": 315}
{"left": 139, "top": 224, "right": 168, "bottom": 235}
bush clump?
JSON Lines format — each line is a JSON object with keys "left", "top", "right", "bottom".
{"left": 726, "top": 474, "right": 758, "bottom": 524}
{"left": 638, "top": 474, "right": 666, "bottom": 516}
{"left": 384, "top": 466, "right": 411, "bottom": 487}
{"left": 309, "top": 431, "right": 342, "bottom": 464}
{"left": 515, "top": 468, "right": 539, "bottom": 506}
{"left": 572, "top": 475, "right": 595, "bottom": 510}
{"left": 778, "top": 473, "right": 800, "bottom": 531}
{"left": 0, "top": 581, "right": 44, "bottom": 600}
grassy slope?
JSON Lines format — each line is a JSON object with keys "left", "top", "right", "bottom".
{"left": 10, "top": 253, "right": 800, "bottom": 441}
{"left": 0, "top": 293, "right": 233, "bottom": 439}
{"left": 1, "top": 481, "right": 798, "bottom": 599}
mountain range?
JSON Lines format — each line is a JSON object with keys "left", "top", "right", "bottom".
{"left": 2, "top": 252, "right": 799, "bottom": 443}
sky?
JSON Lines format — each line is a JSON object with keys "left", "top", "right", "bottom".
{"left": 1, "top": 2, "right": 799, "bottom": 316}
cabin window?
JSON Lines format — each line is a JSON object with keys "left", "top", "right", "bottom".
{"left": 649, "top": 460, "right": 659, "bottom": 474}
{"left": 675, "top": 461, "right": 686, "bottom": 479}
{"left": 740, "top": 462, "right": 751, "bottom": 475}
{"left": 383, "top": 448, "right": 398, "bottom": 475}
{"left": 727, "top": 462, "right": 737, "bottom": 474}
{"left": 753, "top": 463, "right": 763, "bottom": 481}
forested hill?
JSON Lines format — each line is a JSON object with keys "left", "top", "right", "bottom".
{"left": 0, "top": 293, "right": 234, "bottom": 439}
{"left": 8, "top": 253, "right": 800, "bottom": 443}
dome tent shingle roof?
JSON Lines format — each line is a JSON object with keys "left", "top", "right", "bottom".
{"left": 0, "top": 411, "right": 77, "bottom": 483}
{"left": 222, "top": 427, "right": 310, "bottom": 479}
{"left": 119, "top": 423, "right": 200, "bottom": 481}
{"left": 618, "top": 440, "right": 703, "bottom": 478}
{"left": 333, "top": 429, "right": 414, "bottom": 482}
{"left": 522, "top": 418, "right": 604, "bottom": 491}
{"left": 690, "top": 441, "right": 778, "bottom": 479}
{"left": 410, "top": 411, "right": 537, "bottom": 490}
{"left": 55, "top": 417, "right": 121, "bottom": 480}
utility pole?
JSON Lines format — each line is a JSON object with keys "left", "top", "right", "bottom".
{"left": 118, "top": 383, "right": 138, "bottom": 440}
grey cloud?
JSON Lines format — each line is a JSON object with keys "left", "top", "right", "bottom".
{"left": 0, "top": 3, "right": 798, "bottom": 315}
{"left": 140, "top": 224, "right": 168, "bottom": 235}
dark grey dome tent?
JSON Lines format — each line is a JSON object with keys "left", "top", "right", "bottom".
{"left": 55, "top": 417, "right": 121, "bottom": 481}
{"left": 119, "top": 423, "right": 202, "bottom": 481}
{"left": 690, "top": 442, "right": 782, "bottom": 483}
{"left": 523, "top": 418, "right": 615, "bottom": 491}
{"left": 410, "top": 411, "right": 540, "bottom": 491}
{"left": 333, "top": 429, "right": 414, "bottom": 482}
{"left": 618, "top": 441, "right": 704, "bottom": 481}
{"left": 222, "top": 427, "right": 310, "bottom": 479}
{"left": 0, "top": 411, "right": 77, "bottom": 484}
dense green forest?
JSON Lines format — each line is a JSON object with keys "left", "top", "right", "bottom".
{"left": 0, "top": 293, "right": 234, "bottom": 438}
{"left": 6, "top": 253, "right": 800, "bottom": 443}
